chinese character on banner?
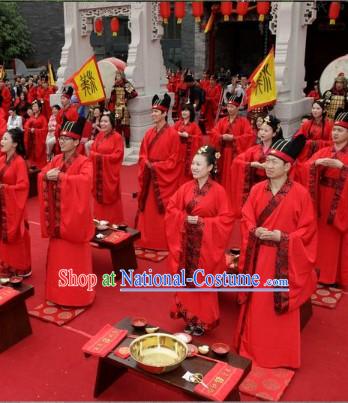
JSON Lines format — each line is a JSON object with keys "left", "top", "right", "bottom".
{"left": 65, "top": 55, "right": 106, "bottom": 105}
{"left": 247, "top": 47, "right": 277, "bottom": 111}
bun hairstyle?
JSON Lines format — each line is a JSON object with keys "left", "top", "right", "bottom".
{"left": 262, "top": 115, "right": 284, "bottom": 143}
{"left": 196, "top": 145, "right": 221, "bottom": 179}
{"left": 7, "top": 128, "right": 26, "bottom": 158}
{"left": 102, "top": 111, "right": 116, "bottom": 128}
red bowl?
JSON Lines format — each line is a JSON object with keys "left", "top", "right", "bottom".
{"left": 131, "top": 317, "right": 147, "bottom": 329}
{"left": 211, "top": 342, "right": 230, "bottom": 356}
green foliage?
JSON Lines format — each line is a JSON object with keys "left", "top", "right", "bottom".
{"left": 0, "top": 2, "right": 33, "bottom": 63}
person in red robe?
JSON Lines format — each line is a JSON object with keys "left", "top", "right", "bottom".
{"left": 166, "top": 145, "right": 233, "bottom": 335}
{"left": 230, "top": 115, "right": 284, "bottom": 219}
{"left": 136, "top": 93, "right": 181, "bottom": 250}
{"left": 24, "top": 100, "right": 48, "bottom": 169}
{"left": 297, "top": 99, "right": 333, "bottom": 163}
{"left": 306, "top": 80, "right": 320, "bottom": 101}
{"left": 210, "top": 92, "right": 254, "bottom": 198}
{"left": 0, "top": 80, "right": 12, "bottom": 119}
{"left": 89, "top": 112, "right": 124, "bottom": 224}
{"left": 0, "top": 128, "right": 31, "bottom": 277}
{"left": 204, "top": 75, "right": 222, "bottom": 132}
{"left": 298, "top": 112, "right": 348, "bottom": 289}
{"left": 174, "top": 103, "right": 203, "bottom": 185}
{"left": 37, "top": 79, "right": 55, "bottom": 120}
{"left": 234, "top": 135, "right": 317, "bottom": 369}
{"left": 26, "top": 77, "right": 37, "bottom": 104}
{"left": 38, "top": 117, "right": 95, "bottom": 307}
{"left": 55, "top": 87, "right": 79, "bottom": 154}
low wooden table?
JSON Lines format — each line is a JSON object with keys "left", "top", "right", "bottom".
{"left": 0, "top": 283, "right": 34, "bottom": 353}
{"left": 93, "top": 317, "right": 251, "bottom": 401}
{"left": 91, "top": 227, "right": 141, "bottom": 277}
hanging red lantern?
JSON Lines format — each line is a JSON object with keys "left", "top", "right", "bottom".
{"left": 94, "top": 17, "right": 103, "bottom": 36}
{"left": 175, "top": 2, "right": 186, "bottom": 24}
{"left": 257, "top": 1, "right": 270, "bottom": 22}
{"left": 192, "top": 1, "right": 204, "bottom": 23}
{"left": 236, "top": 1, "right": 249, "bottom": 22}
{"left": 160, "top": 1, "right": 171, "bottom": 24}
{"left": 220, "top": 1, "right": 233, "bottom": 22}
{"left": 110, "top": 17, "right": 119, "bottom": 37}
{"left": 329, "top": 1, "right": 340, "bottom": 25}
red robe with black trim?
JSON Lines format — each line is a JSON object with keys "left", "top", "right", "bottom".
{"left": 24, "top": 113, "right": 48, "bottom": 169}
{"left": 234, "top": 179, "right": 317, "bottom": 368}
{"left": 0, "top": 154, "right": 31, "bottom": 274}
{"left": 298, "top": 145, "right": 348, "bottom": 286}
{"left": 204, "top": 84, "right": 222, "bottom": 131}
{"left": 136, "top": 124, "right": 181, "bottom": 250}
{"left": 38, "top": 153, "right": 95, "bottom": 307}
{"left": 174, "top": 119, "right": 203, "bottom": 185}
{"left": 229, "top": 144, "right": 269, "bottom": 219}
{"left": 90, "top": 130, "right": 124, "bottom": 224}
{"left": 165, "top": 178, "right": 233, "bottom": 330}
{"left": 27, "top": 84, "right": 37, "bottom": 104}
{"left": 210, "top": 116, "right": 255, "bottom": 197}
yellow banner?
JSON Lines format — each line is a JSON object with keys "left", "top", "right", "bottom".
{"left": 247, "top": 48, "right": 277, "bottom": 110}
{"left": 66, "top": 55, "right": 105, "bottom": 105}
{"left": 48, "top": 62, "right": 56, "bottom": 87}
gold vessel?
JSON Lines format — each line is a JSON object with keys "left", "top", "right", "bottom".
{"left": 129, "top": 333, "right": 188, "bottom": 374}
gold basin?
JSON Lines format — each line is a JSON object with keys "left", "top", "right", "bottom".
{"left": 129, "top": 333, "right": 188, "bottom": 374}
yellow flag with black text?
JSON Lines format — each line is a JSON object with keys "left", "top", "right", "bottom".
{"left": 247, "top": 47, "right": 277, "bottom": 110}
{"left": 65, "top": 55, "right": 105, "bottom": 105}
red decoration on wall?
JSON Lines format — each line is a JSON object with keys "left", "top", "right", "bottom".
{"left": 175, "top": 2, "right": 186, "bottom": 24}
{"left": 236, "top": 1, "right": 249, "bottom": 22}
{"left": 221, "top": 1, "right": 233, "bottom": 22}
{"left": 329, "top": 1, "right": 341, "bottom": 25}
{"left": 110, "top": 17, "right": 119, "bottom": 37}
{"left": 94, "top": 17, "right": 103, "bottom": 36}
{"left": 160, "top": 1, "right": 171, "bottom": 24}
{"left": 192, "top": 1, "right": 204, "bottom": 23}
{"left": 257, "top": 1, "right": 270, "bottom": 22}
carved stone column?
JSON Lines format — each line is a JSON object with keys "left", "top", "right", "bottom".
{"left": 271, "top": 1, "right": 317, "bottom": 138}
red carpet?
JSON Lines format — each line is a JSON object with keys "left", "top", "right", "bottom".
{"left": 1, "top": 164, "right": 348, "bottom": 401}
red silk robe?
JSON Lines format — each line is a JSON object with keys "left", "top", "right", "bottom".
{"left": 27, "top": 85, "right": 37, "bottom": 104}
{"left": 299, "top": 145, "right": 348, "bottom": 286}
{"left": 229, "top": 144, "right": 269, "bottom": 219}
{"left": 234, "top": 180, "right": 317, "bottom": 368}
{"left": 0, "top": 86, "right": 12, "bottom": 119}
{"left": 174, "top": 120, "right": 203, "bottom": 185}
{"left": 90, "top": 130, "right": 124, "bottom": 224}
{"left": 37, "top": 86, "right": 55, "bottom": 119}
{"left": 136, "top": 124, "right": 181, "bottom": 250}
{"left": 0, "top": 154, "right": 31, "bottom": 275}
{"left": 210, "top": 116, "right": 255, "bottom": 197}
{"left": 24, "top": 113, "right": 48, "bottom": 169}
{"left": 204, "top": 84, "right": 222, "bottom": 131}
{"left": 165, "top": 178, "right": 233, "bottom": 330}
{"left": 38, "top": 153, "right": 95, "bottom": 307}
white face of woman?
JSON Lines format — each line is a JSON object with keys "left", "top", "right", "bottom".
{"left": 93, "top": 108, "right": 101, "bottom": 119}
{"left": 258, "top": 123, "right": 275, "bottom": 143}
{"left": 100, "top": 115, "right": 113, "bottom": 132}
{"left": 312, "top": 103, "right": 323, "bottom": 119}
{"left": 1, "top": 132, "right": 17, "bottom": 154}
{"left": 32, "top": 103, "right": 40, "bottom": 114}
{"left": 191, "top": 154, "right": 213, "bottom": 181}
{"left": 181, "top": 109, "right": 190, "bottom": 120}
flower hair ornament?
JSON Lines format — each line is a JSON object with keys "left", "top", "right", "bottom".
{"left": 197, "top": 145, "right": 209, "bottom": 154}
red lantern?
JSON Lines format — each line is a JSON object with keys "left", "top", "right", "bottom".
{"left": 236, "top": 1, "right": 249, "bottom": 22}
{"left": 257, "top": 1, "right": 270, "bottom": 22}
{"left": 110, "top": 17, "right": 119, "bottom": 37}
{"left": 329, "top": 1, "right": 340, "bottom": 25}
{"left": 192, "top": 1, "right": 204, "bottom": 23}
{"left": 94, "top": 17, "right": 103, "bottom": 36}
{"left": 220, "top": 1, "right": 233, "bottom": 22}
{"left": 175, "top": 2, "right": 186, "bottom": 24}
{"left": 160, "top": 1, "right": 171, "bottom": 24}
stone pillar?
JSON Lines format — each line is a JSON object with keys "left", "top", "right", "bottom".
{"left": 125, "top": 2, "right": 168, "bottom": 145}
{"left": 272, "top": 2, "right": 315, "bottom": 138}
{"left": 194, "top": 20, "right": 207, "bottom": 77}
{"left": 51, "top": 3, "right": 94, "bottom": 105}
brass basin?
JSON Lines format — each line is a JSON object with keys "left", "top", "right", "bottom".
{"left": 129, "top": 333, "right": 188, "bottom": 374}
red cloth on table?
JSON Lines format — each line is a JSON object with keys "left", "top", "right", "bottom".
{"left": 90, "top": 130, "right": 124, "bottom": 224}
{"left": 102, "top": 230, "right": 130, "bottom": 245}
{"left": 0, "top": 286, "right": 20, "bottom": 305}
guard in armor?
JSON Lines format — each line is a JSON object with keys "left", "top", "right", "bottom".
{"left": 323, "top": 73, "right": 348, "bottom": 119}
{"left": 108, "top": 71, "right": 138, "bottom": 148}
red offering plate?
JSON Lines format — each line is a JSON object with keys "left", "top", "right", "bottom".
{"left": 211, "top": 342, "right": 230, "bottom": 356}
{"left": 131, "top": 317, "right": 147, "bottom": 329}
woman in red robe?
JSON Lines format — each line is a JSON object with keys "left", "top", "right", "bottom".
{"left": 24, "top": 100, "right": 48, "bottom": 169}
{"left": 38, "top": 117, "right": 95, "bottom": 307}
{"left": 210, "top": 92, "right": 255, "bottom": 199}
{"left": 136, "top": 94, "right": 182, "bottom": 250}
{"left": 204, "top": 75, "right": 222, "bottom": 132}
{"left": 166, "top": 145, "right": 233, "bottom": 335}
{"left": 174, "top": 104, "right": 203, "bottom": 185}
{"left": 0, "top": 128, "right": 31, "bottom": 277}
{"left": 235, "top": 135, "right": 317, "bottom": 368}
{"left": 89, "top": 112, "right": 124, "bottom": 224}
{"left": 298, "top": 112, "right": 348, "bottom": 289}
{"left": 230, "top": 115, "right": 283, "bottom": 219}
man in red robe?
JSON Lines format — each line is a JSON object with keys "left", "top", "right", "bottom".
{"left": 234, "top": 135, "right": 317, "bottom": 369}
{"left": 210, "top": 92, "right": 254, "bottom": 199}
{"left": 0, "top": 80, "right": 12, "bottom": 119}
{"left": 204, "top": 75, "right": 222, "bottom": 133}
{"left": 38, "top": 117, "right": 95, "bottom": 307}
{"left": 299, "top": 111, "right": 348, "bottom": 289}
{"left": 26, "top": 77, "right": 37, "bottom": 104}
{"left": 136, "top": 93, "right": 181, "bottom": 250}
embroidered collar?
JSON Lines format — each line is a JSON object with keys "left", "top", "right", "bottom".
{"left": 265, "top": 178, "right": 292, "bottom": 195}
